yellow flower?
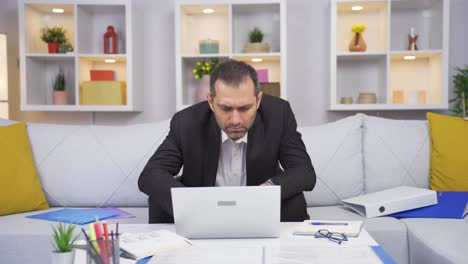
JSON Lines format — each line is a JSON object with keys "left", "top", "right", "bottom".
{"left": 192, "top": 69, "right": 197, "bottom": 73}
{"left": 195, "top": 74, "right": 200, "bottom": 79}
{"left": 205, "top": 62, "right": 209, "bottom": 66}
{"left": 351, "top": 24, "right": 366, "bottom": 33}
{"left": 197, "top": 62, "right": 202, "bottom": 66}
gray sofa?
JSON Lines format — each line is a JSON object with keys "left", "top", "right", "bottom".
{"left": 0, "top": 114, "right": 465, "bottom": 264}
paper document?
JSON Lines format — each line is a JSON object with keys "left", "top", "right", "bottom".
{"left": 120, "top": 230, "right": 191, "bottom": 260}
{"left": 148, "top": 245, "right": 264, "bottom": 264}
{"left": 293, "top": 220, "right": 363, "bottom": 237}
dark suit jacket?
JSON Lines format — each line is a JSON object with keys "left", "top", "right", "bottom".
{"left": 138, "top": 95, "right": 316, "bottom": 223}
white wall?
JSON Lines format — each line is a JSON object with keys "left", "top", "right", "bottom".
{"left": 1, "top": 0, "right": 467, "bottom": 126}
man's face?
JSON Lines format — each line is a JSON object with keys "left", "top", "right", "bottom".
{"left": 207, "top": 77, "right": 263, "bottom": 141}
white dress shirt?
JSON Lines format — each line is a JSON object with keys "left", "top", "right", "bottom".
{"left": 215, "top": 130, "right": 248, "bottom": 186}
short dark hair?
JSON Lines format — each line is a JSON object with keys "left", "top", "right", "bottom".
{"left": 209, "top": 59, "right": 260, "bottom": 97}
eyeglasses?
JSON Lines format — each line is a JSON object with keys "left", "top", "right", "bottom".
{"left": 314, "top": 229, "right": 348, "bottom": 244}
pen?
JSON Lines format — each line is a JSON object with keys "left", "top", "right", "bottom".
{"left": 311, "top": 222, "right": 348, "bottom": 226}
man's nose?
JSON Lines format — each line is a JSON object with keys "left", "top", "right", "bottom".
{"left": 230, "top": 110, "right": 241, "bottom": 125}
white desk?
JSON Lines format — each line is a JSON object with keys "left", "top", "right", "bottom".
{"left": 75, "top": 223, "right": 386, "bottom": 264}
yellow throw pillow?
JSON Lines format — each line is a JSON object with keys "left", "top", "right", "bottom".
{"left": 0, "top": 122, "right": 49, "bottom": 215}
{"left": 427, "top": 112, "right": 468, "bottom": 191}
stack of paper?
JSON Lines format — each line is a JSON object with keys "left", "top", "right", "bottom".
{"left": 120, "top": 230, "right": 192, "bottom": 260}
{"left": 293, "top": 220, "right": 363, "bottom": 237}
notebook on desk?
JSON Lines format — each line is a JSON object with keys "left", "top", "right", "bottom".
{"left": 171, "top": 186, "right": 281, "bottom": 239}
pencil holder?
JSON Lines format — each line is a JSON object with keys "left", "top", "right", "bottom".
{"left": 86, "top": 238, "right": 120, "bottom": 264}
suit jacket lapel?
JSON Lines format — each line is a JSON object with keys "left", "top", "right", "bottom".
{"left": 247, "top": 112, "right": 264, "bottom": 186}
{"left": 204, "top": 114, "right": 221, "bottom": 186}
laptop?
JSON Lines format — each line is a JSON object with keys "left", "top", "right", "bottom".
{"left": 171, "top": 186, "right": 280, "bottom": 239}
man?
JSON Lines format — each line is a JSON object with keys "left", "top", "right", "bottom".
{"left": 139, "top": 60, "right": 316, "bottom": 223}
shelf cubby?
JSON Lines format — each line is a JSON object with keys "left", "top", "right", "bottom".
{"left": 77, "top": 5, "right": 126, "bottom": 54}
{"left": 179, "top": 4, "right": 229, "bottom": 55}
{"left": 23, "top": 4, "right": 76, "bottom": 54}
{"left": 232, "top": 3, "right": 281, "bottom": 54}
{"left": 389, "top": 51, "right": 442, "bottom": 105}
{"left": 336, "top": 1, "right": 388, "bottom": 53}
{"left": 25, "top": 55, "right": 76, "bottom": 105}
{"left": 390, "top": 0, "right": 444, "bottom": 51}
{"left": 336, "top": 55, "right": 387, "bottom": 105}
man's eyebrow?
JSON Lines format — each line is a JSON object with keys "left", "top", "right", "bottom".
{"left": 217, "top": 103, "right": 254, "bottom": 109}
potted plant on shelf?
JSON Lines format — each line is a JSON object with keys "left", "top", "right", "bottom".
{"left": 349, "top": 24, "right": 367, "bottom": 52}
{"left": 50, "top": 223, "right": 79, "bottom": 264}
{"left": 244, "top": 27, "right": 270, "bottom": 53}
{"left": 192, "top": 58, "right": 219, "bottom": 102}
{"left": 52, "top": 69, "right": 68, "bottom": 105}
{"left": 449, "top": 65, "right": 468, "bottom": 118}
{"left": 40, "top": 25, "right": 68, "bottom": 53}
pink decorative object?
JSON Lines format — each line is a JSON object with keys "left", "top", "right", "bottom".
{"left": 197, "top": 74, "right": 211, "bottom": 102}
{"left": 257, "top": 69, "right": 269, "bottom": 83}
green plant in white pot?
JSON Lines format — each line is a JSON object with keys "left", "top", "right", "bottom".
{"left": 51, "top": 223, "right": 79, "bottom": 264}
{"left": 243, "top": 27, "right": 270, "bottom": 53}
{"left": 52, "top": 69, "right": 68, "bottom": 105}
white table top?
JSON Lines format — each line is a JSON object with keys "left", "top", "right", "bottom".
{"left": 75, "top": 223, "right": 384, "bottom": 264}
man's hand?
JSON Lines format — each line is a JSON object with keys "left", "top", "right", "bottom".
{"left": 260, "top": 181, "right": 274, "bottom": 186}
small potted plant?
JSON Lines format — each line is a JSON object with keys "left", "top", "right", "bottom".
{"left": 50, "top": 223, "right": 79, "bottom": 264}
{"left": 449, "top": 65, "right": 468, "bottom": 118}
{"left": 52, "top": 69, "right": 68, "bottom": 105}
{"left": 349, "top": 23, "right": 367, "bottom": 52}
{"left": 244, "top": 27, "right": 270, "bottom": 53}
{"left": 40, "top": 25, "right": 68, "bottom": 53}
{"left": 192, "top": 58, "right": 219, "bottom": 102}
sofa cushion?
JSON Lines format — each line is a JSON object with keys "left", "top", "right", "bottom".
{"left": 25, "top": 120, "right": 170, "bottom": 207}
{"left": 427, "top": 112, "right": 468, "bottom": 191}
{"left": 402, "top": 218, "right": 468, "bottom": 264}
{"left": 0, "top": 123, "right": 49, "bottom": 216}
{"left": 362, "top": 115, "right": 430, "bottom": 193}
{"left": 299, "top": 114, "right": 364, "bottom": 206}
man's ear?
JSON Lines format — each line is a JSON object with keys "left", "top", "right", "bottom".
{"left": 207, "top": 94, "right": 215, "bottom": 112}
{"left": 256, "top": 91, "right": 263, "bottom": 109}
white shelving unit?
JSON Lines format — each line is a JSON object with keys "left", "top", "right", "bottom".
{"left": 330, "top": 0, "right": 449, "bottom": 110}
{"left": 18, "top": 0, "right": 143, "bottom": 112}
{"left": 175, "top": 0, "right": 286, "bottom": 111}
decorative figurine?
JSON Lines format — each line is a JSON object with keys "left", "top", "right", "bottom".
{"left": 408, "top": 27, "right": 419, "bottom": 51}
{"left": 104, "top": 26, "right": 118, "bottom": 54}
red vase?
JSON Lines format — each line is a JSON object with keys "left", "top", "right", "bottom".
{"left": 197, "top": 74, "right": 211, "bottom": 102}
{"left": 47, "top": 42, "right": 60, "bottom": 53}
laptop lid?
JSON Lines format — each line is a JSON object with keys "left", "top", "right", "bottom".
{"left": 171, "top": 186, "right": 280, "bottom": 239}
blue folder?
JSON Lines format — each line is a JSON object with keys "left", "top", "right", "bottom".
{"left": 390, "top": 191, "right": 468, "bottom": 219}
{"left": 371, "top": 246, "right": 396, "bottom": 264}
{"left": 26, "top": 208, "right": 119, "bottom": 225}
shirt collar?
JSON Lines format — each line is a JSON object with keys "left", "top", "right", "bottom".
{"left": 221, "top": 130, "right": 248, "bottom": 144}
